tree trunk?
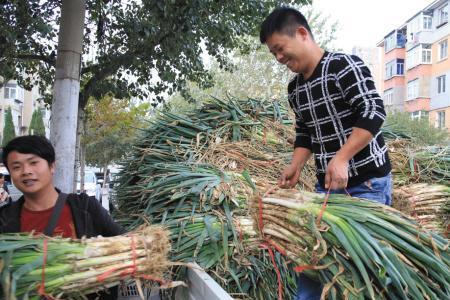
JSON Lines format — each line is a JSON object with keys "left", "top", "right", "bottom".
{"left": 73, "top": 108, "right": 82, "bottom": 191}
{"left": 50, "top": 0, "right": 86, "bottom": 193}
{"left": 80, "top": 139, "right": 86, "bottom": 193}
{"left": 103, "top": 162, "right": 108, "bottom": 188}
{"left": 74, "top": 108, "right": 87, "bottom": 192}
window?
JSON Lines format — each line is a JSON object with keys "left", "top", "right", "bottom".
{"left": 383, "top": 89, "right": 394, "bottom": 106}
{"left": 438, "top": 75, "right": 446, "bottom": 94}
{"left": 397, "top": 61, "right": 404, "bottom": 75}
{"left": 411, "top": 110, "right": 428, "bottom": 120}
{"left": 406, "top": 44, "right": 432, "bottom": 69}
{"left": 4, "top": 84, "right": 17, "bottom": 99}
{"left": 407, "top": 79, "right": 419, "bottom": 100}
{"left": 385, "top": 59, "right": 404, "bottom": 79}
{"left": 423, "top": 15, "right": 433, "bottom": 29}
{"left": 437, "top": 111, "right": 446, "bottom": 128}
{"left": 411, "top": 111, "right": 421, "bottom": 120}
{"left": 438, "top": 4, "right": 448, "bottom": 25}
{"left": 422, "top": 44, "right": 432, "bottom": 62}
{"left": 439, "top": 40, "right": 448, "bottom": 60}
{"left": 384, "top": 31, "right": 406, "bottom": 52}
{"left": 385, "top": 34, "right": 395, "bottom": 52}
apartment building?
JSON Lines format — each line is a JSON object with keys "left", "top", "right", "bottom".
{"left": 351, "top": 46, "right": 384, "bottom": 94}
{"left": 377, "top": 0, "right": 450, "bottom": 131}
{"left": 0, "top": 80, "right": 51, "bottom": 140}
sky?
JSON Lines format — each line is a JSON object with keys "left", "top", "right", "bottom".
{"left": 312, "top": 0, "right": 433, "bottom": 52}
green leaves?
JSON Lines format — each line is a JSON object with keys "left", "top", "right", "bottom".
{"left": 2, "top": 107, "right": 16, "bottom": 147}
{"left": 28, "top": 109, "right": 46, "bottom": 136}
{"left": 1, "top": 0, "right": 311, "bottom": 108}
{"left": 84, "top": 95, "right": 150, "bottom": 168}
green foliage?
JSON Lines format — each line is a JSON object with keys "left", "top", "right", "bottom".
{"left": 84, "top": 95, "right": 150, "bottom": 168}
{"left": 384, "top": 112, "right": 450, "bottom": 145}
{"left": 167, "top": 5, "right": 339, "bottom": 105}
{"left": 1, "top": 0, "right": 311, "bottom": 108}
{"left": 303, "top": 6, "right": 341, "bottom": 51}
{"left": 28, "top": 109, "right": 46, "bottom": 136}
{"left": 2, "top": 107, "right": 16, "bottom": 147}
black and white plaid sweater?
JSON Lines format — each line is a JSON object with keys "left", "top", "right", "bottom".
{"left": 288, "top": 51, "right": 391, "bottom": 188}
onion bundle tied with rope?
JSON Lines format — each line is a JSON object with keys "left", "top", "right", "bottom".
{"left": 0, "top": 226, "right": 171, "bottom": 300}
{"left": 252, "top": 188, "right": 450, "bottom": 299}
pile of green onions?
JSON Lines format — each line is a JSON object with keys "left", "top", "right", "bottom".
{"left": 113, "top": 95, "right": 450, "bottom": 299}
{"left": 410, "top": 145, "right": 450, "bottom": 183}
{"left": 393, "top": 183, "right": 450, "bottom": 233}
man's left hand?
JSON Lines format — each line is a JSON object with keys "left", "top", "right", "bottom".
{"left": 325, "top": 155, "right": 349, "bottom": 190}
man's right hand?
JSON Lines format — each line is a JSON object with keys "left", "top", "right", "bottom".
{"left": 278, "top": 164, "right": 301, "bottom": 188}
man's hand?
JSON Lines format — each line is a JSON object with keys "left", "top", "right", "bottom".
{"left": 278, "top": 164, "right": 301, "bottom": 188}
{"left": 324, "top": 127, "right": 374, "bottom": 190}
{"left": 324, "top": 155, "right": 349, "bottom": 190}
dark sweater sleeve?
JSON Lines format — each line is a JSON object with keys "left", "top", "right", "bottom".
{"left": 335, "top": 54, "right": 386, "bottom": 136}
{"left": 294, "top": 117, "right": 312, "bottom": 150}
{"left": 288, "top": 79, "right": 312, "bottom": 150}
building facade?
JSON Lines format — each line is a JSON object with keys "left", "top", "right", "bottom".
{"left": 0, "top": 80, "right": 51, "bottom": 142}
{"left": 378, "top": 0, "right": 450, "bottom": 131}
{"left": 351, "top": 46, "right": 384, "bottom": 94}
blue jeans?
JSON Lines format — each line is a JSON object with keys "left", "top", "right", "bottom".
{"left": 295, "top": 173, "right": 392, "bottom": 300}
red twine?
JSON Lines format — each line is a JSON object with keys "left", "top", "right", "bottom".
{"left": 316, "top": 187, "right": 350, "bottom": 226}
{"left": 257, "top": 187, "right": 285, "bottom": 300}
{"left": 96, "top": 234, "right": 167, "bottom": 286}
{"left": 315, "top": 188, "right": 331, "bottom": 226}
{"left": 38, "top": 238, "right": 56, "bottom": 300}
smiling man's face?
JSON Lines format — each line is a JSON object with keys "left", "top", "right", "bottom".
{"left": 265, "top": 29, "right": 308, "bottom": 74}
{"left": 6, "top": 151, "right": 55, "bottom": 196}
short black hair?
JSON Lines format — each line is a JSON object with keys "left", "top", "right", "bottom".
{"left": 260, "top": 7, "right": 313, "bottom": 44}
{"left": 0, "top": 174, "right": 4, "bottom": 179}
{"left": 2, "top": 135, "right": 55, "bottom": 169}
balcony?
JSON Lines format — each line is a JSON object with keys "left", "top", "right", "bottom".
{"left": 384, "top": 29, "right": 407, "bottom": 53}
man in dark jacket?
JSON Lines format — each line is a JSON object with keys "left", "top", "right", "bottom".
{"left": 0, "top": 135, "right": 125, "bottom": 299}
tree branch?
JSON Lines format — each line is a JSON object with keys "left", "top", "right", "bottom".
{"left": 15, "top": 54, "right": 56, "bottom": 66}
{"left": 79, "top": 32, "right": 171, "bottom": 109}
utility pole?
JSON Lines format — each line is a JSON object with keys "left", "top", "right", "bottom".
{"left": 50, "top": 0, "right": 86, "bottom": 192}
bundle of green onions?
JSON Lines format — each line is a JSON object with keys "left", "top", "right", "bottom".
{"left": 442, "top": 198, "right": 450, "bottom": 238}
{"left": 393, "top": 183, "right": 450, "bottom": 233}
{"left": 253, "top": 188, "right": 450, "bottom": 299}
{"left": 410, "top": 145, "right": 450, "bottom": 183}
{"left": 0, "top": 226, "right": 170, "bottom": 300}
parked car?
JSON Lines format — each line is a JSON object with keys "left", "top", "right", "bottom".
{"left": 77, "top": 168, "right": 113, "bottom": 213}
{"left": 76, "top": 169, "right": 102, "bottom": 201}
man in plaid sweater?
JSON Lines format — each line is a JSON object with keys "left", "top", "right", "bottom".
{"left": 260, "top": 7, "right": 392, "bottom": 300}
